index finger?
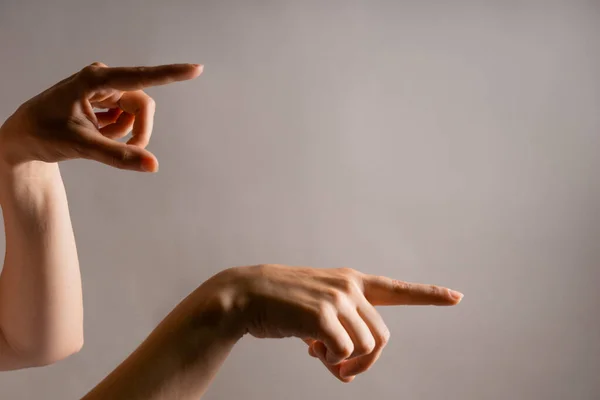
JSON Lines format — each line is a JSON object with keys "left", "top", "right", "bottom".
{"left": 362, "top": 274, "right": 464, "bottom": 306}
{"left": 81, "top": 63, "right": 203, "bottom": 92}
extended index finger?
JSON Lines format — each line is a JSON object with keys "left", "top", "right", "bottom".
{"left": 362, "top": 274, "right": 464, "bottom": 306}
{"left": 81, "top": 63, "right": 203, "bottom": 92}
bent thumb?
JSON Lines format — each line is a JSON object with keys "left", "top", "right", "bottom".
{"left": 85, "top": 135, "right": 158, "bottom": 172}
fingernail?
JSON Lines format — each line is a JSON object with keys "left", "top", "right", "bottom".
{"left": 449, "top": 289, "right": 464, "bottom": 301}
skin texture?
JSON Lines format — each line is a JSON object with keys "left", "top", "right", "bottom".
{"left": 0, "top": 62, "right": 463, "bottom": 397}
{"left": 82, "top": 264, "right": 463, "bottom": 399}
{"left": 0, "top": 62, "right": 203, "bottom": 370}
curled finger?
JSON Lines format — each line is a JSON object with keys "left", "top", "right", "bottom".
{"left": 312, "top": 341, "right": 354, "bottom": 383}
{"left": 339, "top": 300, "right": 390, "bottom": 378}
{"left": 99, "top": 111, "right": 134, "bottom": 139}
{"left": 338, "top": 308, "right": 375, "bottom": 360}
{"left": 117, "top": 90, "right": 156, "bottom": 148}
{"left": 315, "top": 306, "right": 354, "bottom": 365}
{"left": 80, "top": 131, "right": 158, "bottom": 172}
{"left": 95, "top": 108, "right": 122, "bottom": 128}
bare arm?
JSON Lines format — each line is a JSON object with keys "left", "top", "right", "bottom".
{"left": 81, "top": 285, "right": 241, "bottom": 400}
{"left": 0, "top": 135, "right": 83, "bottom": 370}
{"left": 0, "top": 62, "right": 202, "bottom": 370}
{"left": 82, "top": 265, "right": 463, "bottom": 399}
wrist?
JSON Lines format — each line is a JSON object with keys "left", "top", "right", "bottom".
{"left": 180, "top": 267, "right": 254, "bottom": 343}
{"left": 0, "top": 155, "right": 62, "bottom": 206}
{"left": 153, "top": 285, "right": 244, "bottom": 369}
{"left": 0, "top": 113, "right": 20, "bottom": 166}
{"left": 0, "top": 160, "right": 61, "bottom": 202}
{"left": 0, "top": 114, "right": 58, "bottom": 183}
{"left": 0, "top": 107, "right": 38, "bottom": 168}
{"left": 0, "top": 159, "right": 59, "bottom": 179}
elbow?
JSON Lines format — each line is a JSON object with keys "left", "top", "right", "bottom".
{"left": 55, "top": 334, "right": 85, "bottom": 361}
{"left": 0, "top": 323, "right": 84, "bottom": 370}
{"left": 27, "top": 335, "right": 84, "bottom": 367}
{"left": 8, "top": 332, "right": 84, "bottom": 369}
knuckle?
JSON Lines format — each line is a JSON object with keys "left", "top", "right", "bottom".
{"left": 146, "top": 96, "right": 156, "bottom": 110}
{"left": 392, "top": 279, "right": 409, "bottom": 292}
{"left": 80, "top": 64, "right": 99, "bottom": 79}
{"left": 355, "top": 338, "right": 376, "bottom": 355}
{"left": 79, "top": 64, "right": 106, "bottom": 87}
{"left": 376, "top": 327, "right": 391, "bottom": 346}
{"left": 336, "top": 342, "right": 354, "bottom": 359}
{"left": 328, "top": 289, "right": 349, "bottom": 309}
{"left": 315, "top": 301, "right": 334, "bottom": 321}
{"left": 253, "top": 264, "right": 273, "bottom": 276}
{"left": 335, "top": 268, "right": 361, "bottom": 294}
{"left": 428, "top": 284, "right": 441, "bottom": 296}
{"left": 335, "top": 276, "right": 354, "bottom": 293}
{"left": 338, "top": 267, "right": 357, "bottom": 277}
{"left": 110, "top": 149, "right": 131, "bottom": 168}
{"left": 313, "top": 307, "right": 337, "bottom": 335}
{"left": 340, "top": 277, "right": 360, "bottom": 295}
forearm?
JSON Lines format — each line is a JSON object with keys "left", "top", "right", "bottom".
{"left": 0, "top": 157, "right": 83, "bottom": 369}
{"left": 82, "top": 285, "right": 243, "bottom": 400}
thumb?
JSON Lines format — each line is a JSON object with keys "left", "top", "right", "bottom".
{"left": 84, "top": 135, "right": 158, "bottom": 172}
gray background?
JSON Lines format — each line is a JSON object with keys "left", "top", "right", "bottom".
{"left": 1, "top": 0, "right": 599, "bottom": 399}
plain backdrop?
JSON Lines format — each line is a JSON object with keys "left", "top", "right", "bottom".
{"left": 1, "top": 1, "right": 599, "bottom": 399}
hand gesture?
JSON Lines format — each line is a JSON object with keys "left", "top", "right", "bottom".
{"left": 210, "top": 264, "right": 463, "bottom": 382}
{"left": 0, "top": 62, "right": 203, "bottom": 172}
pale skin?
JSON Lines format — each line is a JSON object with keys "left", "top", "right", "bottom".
{"left": 81, "top": 264, "right": 463, "bottom": 399}
{"left": 0, "top": 62, "right": 203, "bottom": 370}
{"left": 0, "top": 63, "right": 464, "bottom": 397}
